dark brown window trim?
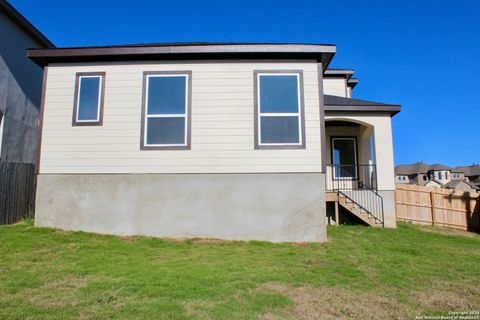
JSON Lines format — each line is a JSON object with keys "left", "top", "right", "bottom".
{"left": 140, "top": 71, "right": 192, "bottom": 151}
{"left": 72, "top": 72, "right": 106, "bottom": 126}
{"left": 36, "top": 66, "right": 48, "bottom": 174}
{"left": 317, "top": 63, "right": 327, "bottom": 173}
{"left": 253, "top": 70, "right": 306, "bottom": 150}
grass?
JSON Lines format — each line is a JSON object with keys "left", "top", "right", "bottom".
{"left": 0, "top": 221, "right": 479, "bottom": 319}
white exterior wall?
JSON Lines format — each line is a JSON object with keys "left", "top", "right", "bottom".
{"left": 395, "top": 175, "right": 410, "bottom": 184}
{"left": 431, "top": 170, "right": 451, "bottom": 185}
{"left": 41, "top": 60, "right": 322, "bottom": 174}
{"left": 325, "top": 112, "right": 396, "bottom": 191}
{"left": 0, "top": 116, "right": 3, "bottom": 157}
{"left": 322, "top": 78, "right": 347, "bottom": 97}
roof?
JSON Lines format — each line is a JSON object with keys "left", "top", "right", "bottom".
{"left": 444, "top": 179, "right": 476, "bottom": 190}
{"left": 324, "top": 95, "right": 401, "bottom": 115}
{"left": 0, "top": 0, "right": 54, "bottom": 48}
{"left": 27, "top": 42, "right": 336, "bottom": 68}
{"left": 395, "top": 163, "right": 431, "bottom": 175}
{"left": 395, "top": 163, "right": 480, "bottom": 176}
{"left": 429, "top": 164, "right": 452, "bottom": 171}
{"left": 469, "top": 177, "right": 480, "bottom": 186}
{"left": 455, "top": 165, "right": 480, "bottom": 176}
{"left": 324, "top": 68, "right": 354, "bottom": 80}
{"left": 347, "top": 78, "right": 359, "bottom": 88}
{"left": 425, "top": 179, "right": 443, "bottom": 187}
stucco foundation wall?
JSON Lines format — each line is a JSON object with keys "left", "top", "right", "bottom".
{"left": 379, "top": 190, "right": 396, "bottom": 228}
{"left": 35, "top": 173, "right": 327, "bottom": 242}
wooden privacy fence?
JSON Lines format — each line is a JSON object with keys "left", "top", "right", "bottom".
{"left": 0, "top": 160, "right": 36, "bottom": 225}
{"left": 395, "top": 184, "right": 480, "bottom": 231}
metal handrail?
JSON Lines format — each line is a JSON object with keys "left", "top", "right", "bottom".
{"left": 327, "top": 164, "right": 384, "bottom": 226}
{"left": 338, "top": 189, "right": 384, "bottom": 226}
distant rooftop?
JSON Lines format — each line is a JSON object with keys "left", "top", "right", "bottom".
{"left": 396, "top": 163, "right": 480, "bottom": 176}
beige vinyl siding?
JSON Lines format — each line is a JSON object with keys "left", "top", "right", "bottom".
{"left": 40, "top": 60, "right": 322, "bottom": 174}
{"left": 323, "top": 78, "right": 347, "bottom": 97}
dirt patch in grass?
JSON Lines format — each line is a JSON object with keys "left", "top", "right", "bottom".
{"left": 257, "top": 283, "right": 413, "bottom": 320}
{"left": 414, "top": 280, "right": 480, "bottom": 311}
{"left": 23, "top": 275, "right": 107, "bottom": 309}
{"left": 257, "top": 281, "right": 480, "bottom": 320}
{"left": 416, "top": 225, "right": 480, "bottom": 239}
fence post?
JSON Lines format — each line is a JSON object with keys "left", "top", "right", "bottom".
{"left": 430, "top": 190, "right": 436, "bottom": 227}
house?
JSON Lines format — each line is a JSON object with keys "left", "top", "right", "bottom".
{"left": 395, "top": 162, "right": 478, "bottom": 192}
{"left": 455, "top": 165, "right": 480, "bottom": 191}
{"left": 28, "top": 42, "right": 401, "bottom": 242}
{"left": 395, "top": 162, "right": 430, "bottom": 185}
{"left": 0, "top": 0, "right": 54, "bottom": 163}
{"left": 443, "top": 180, "right": 477, "bottom": 192}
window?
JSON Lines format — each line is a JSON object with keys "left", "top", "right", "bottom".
{"left": 254, "top": 71, "right": 305, "bottom": 149}
{"left": 445, "top": 172, "right": 449, "bottom": 180}
{"left": 73, "top": 72, "right": 105, "bottom": 126}
{"left": 331, "top": 137, "right": 358, "bottom": 179}
{"left": 423, "top": 175, "right": 427, "bottom": 181}
{"left": 141, "top": 71, "right": 191, "bottom": 149}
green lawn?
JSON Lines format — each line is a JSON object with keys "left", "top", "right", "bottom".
{"left": 0, "top": 221, "right": 479, "bottom": 319}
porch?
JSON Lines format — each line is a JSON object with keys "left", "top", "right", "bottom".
{"left": 324, "top": 119, "right": 391, "bottom": 227}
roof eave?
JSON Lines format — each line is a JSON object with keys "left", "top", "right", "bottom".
{"left": 27, "top": 43, "right": 337, "bottom": 67}
{"left": 347, "top": 78, "right": 359, "bottom": 88}
{"left": 324, "top": 68, "right": 355, "bottom": 81}
{"left": 324, "top": 105, "right": 401, "bottom": 116}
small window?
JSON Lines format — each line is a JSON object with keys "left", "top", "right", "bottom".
{"left": 141, "top": 71, "right": 191, "bottom": 150}
{"left": 445, "top": 172, "right": 449, "bottom": 179}
{"left": 423, "top": 175, "right": 427, "bottom": 181}
{"left": 254, "top": 71, "right": 305, "bottom": 149}
{"left": 73, "top": 72, "right": 105, "bottom": 126}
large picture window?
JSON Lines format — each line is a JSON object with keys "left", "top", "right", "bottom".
{"left": 72, "top": 72, "right": 105, "bottom": 126}
{"left": 254, "top": 71, "right": 305, "bottom": 149}
{"left": 141, "top": 71, "right": 191, "bottom": 150}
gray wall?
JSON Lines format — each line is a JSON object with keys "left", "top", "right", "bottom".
{"left": 35, "top": 173, "right": 327, "bottom": 243}
{"left": 0, "top": 10, "right": 46, "bottom": 163}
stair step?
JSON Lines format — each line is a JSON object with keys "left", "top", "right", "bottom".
{"left": 337, "top": 194, "right": 383, "bottom": 227}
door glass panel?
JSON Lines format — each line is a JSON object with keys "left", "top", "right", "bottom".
{"left": 332, "top": 138, "right": 357, "bottom": 178}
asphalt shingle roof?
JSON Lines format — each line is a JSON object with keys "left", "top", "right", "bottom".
{"left": 324, "top": 95, "right": 399, "bottom": 107}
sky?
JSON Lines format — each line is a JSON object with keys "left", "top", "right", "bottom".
{"left": 10, "top": 0, "right": 480, "bottom": 167}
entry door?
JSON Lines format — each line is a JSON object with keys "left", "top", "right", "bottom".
{"left": 332, "top": 137, "right": 358, "bottom": 180}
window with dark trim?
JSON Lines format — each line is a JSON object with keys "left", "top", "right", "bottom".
{"left": 141, "top": 71, "right": 192, "bottom": 150}
{"left": 254, "top": 70, "right": 305, "bottom": 149}
{"left": 72, "top": 72, "right": 105, "bottom": 126}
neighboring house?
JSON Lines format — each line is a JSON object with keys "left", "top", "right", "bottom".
{"left": 0, "top": 0, "right": 54, "bottom": 163}
{"left": 456, "top": 165, "right": 480, "bottom": 191}
{"left": 443, "top": 180, "right": 477, "bottom": 192}
{"left": 395, "top": 162, "right": 430, "bottom": 185}
{"left": 395, "top": 162, "right": 478, "bottom": 192}
{"left": 28, "top": 42, "right": 401, "bottom": 242}
{"left": 425, "top": 179, "right": 443, "bottom": 188}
